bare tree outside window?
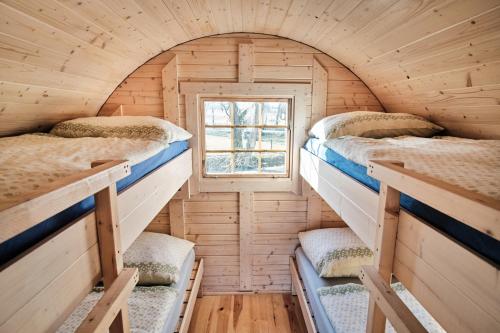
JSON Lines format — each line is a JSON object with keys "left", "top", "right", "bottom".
{"left": 203, "top": 98, "right": 291, "bottom": 177}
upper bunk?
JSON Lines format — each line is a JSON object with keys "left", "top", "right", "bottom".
{"left": 0, "top": 115, "right": 195, "bottom": 332}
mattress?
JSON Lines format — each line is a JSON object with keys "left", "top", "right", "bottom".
{"left": 0, "top": 140, "right": 189, "bottom": 266}
{"left": 304, "top": 137, "right": 500, "bottom": 266}
{"left": 295, "top": 247, "right": 360, "bottom": 333}
{"left": 57, "top": 248, "right": 195, "bottom": 333}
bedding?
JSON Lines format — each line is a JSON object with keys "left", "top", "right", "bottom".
{"left": 50, "top": 116, "right": 192, "bottom": 143}
{"left": 57, "top": 286, "right": 178, "bottom": 333}
{"left": 57, "top": 249, "right": 195, "bottom": 333}
{"left": 124, "top": 232, "right": 195, "bottom": 285}
{"left": 0, "top": 134, "right": 189, "bottom": 265}
{"left": 318, "top": 282, "right": 445, "bottom": 333}
{"left": 298, "top": 228, "right": 373, "bottom": 278}
{"left": 295, "top": 247, "right": 360, "bottom": 333}
{"left": 308, "top": 111, "right": 443, "bottom": 141}
{"left": 303, "top": 137, "right": 500, "bottom": 265}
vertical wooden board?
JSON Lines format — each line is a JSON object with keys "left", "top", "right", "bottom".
{"left": 162, "top": 54, "right": 180, "bottom": 124}
{"left": 306, "top": 193, "right": 321, "bottom": 230}
{"left": 239, "top": 192, "right": 253, "bottom": 291}
{"left": 185, "top": 94, "right": 200, "bottom": 195}
{"left": 238, "top": 43, "right": 255, "bottom": 83}
{"left": 169, "top": 199, "right": 185, "bottom": 238}
{"left": 311, "top": 57, "right": 328, "bottom": 126}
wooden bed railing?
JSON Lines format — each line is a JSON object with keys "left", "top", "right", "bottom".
{"left": 0, "top": 160, "right": 135, "bottom": 333}
{"left": 363, "top": 160, "right": 500, "bottom": 333}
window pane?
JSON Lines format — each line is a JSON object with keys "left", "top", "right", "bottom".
{"left": 262, "top": 102, "right": 288, "bottom": 126}
{"left": 234, "top": 102, "right": 259, "bottom": 125}
{"left": 234, "top": 152, "right": 259, "bottom": 173}
{"left": 234, "top": 128, "right": 259, "bottom": 150}
{"left": 261, "top": 128, "right": 287, "bottom": 150}
{"left": 205, "top": 153, "right": 232, "bottom": 174}
{"left": 261, "top": 152, "right": 286, "bottom": 174}
{"left": 205, "top": 127, "right": 231, "bottom": 150}
{"left": 204, "top": 101, "right": 231, "bottom": 125}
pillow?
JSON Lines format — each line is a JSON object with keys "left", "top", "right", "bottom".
{"left": 298, "top": 228, "right": 373, "bottom": 278}
{"left": 50, "top": 116, "right": 192, "bottom": 143}
{"left": 123, "top": 232, "right": 194, "bottom": 285}
{"left": 309, "top": 111, "right": 443, "bottom": 140}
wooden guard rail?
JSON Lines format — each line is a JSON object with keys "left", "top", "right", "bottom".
{"left": 0, "top": 160, "right": 131, "bottom": 243}
{"left": 367, "top": 160, "right": 500, "bottom": 241}
{"left": 364, "top": 160, "right": 500, "bottom": 333}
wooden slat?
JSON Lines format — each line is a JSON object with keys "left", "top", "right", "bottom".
{"left": 162, "top": 55, "right": 180, "bottom": 124}
{"left": 239, "top": 192, "right": 253, "bottom": 291}
{"left": 76, "top": 268, "right": 139, "bottom": 333}
{"left": 289, "top": 257, "right": 317, "bottom": 333}
{"left": 360, "top": 266, "right": 426, "bottom": 333}
{"left": 179, "top": 259, "right": 204, "bottom": 333}
{"left": 310, "top": 57, "right": 327, "bottom": 126}
{"left": 0, "top": 160, "right": 130, "bottom": 243}
{"left": 368, "top": 160, "right": 500, "bottom": 241}
{"left": 169, "top": 199, "right": 185, "bottom": 238}
{"left": 238, "top": 43, "right": 254, "bottom": 83}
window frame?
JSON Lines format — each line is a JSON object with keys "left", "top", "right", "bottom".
{"left": 201, "top": 97, "right": 293, "bottom": 178}
{"left": 181, "top": 81, "right": 310, "bottom": 194}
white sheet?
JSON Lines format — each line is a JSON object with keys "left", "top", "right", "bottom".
{"left": 0, "top": 134, "right": 168, "bottom": 205}
{"left": 324, "top": 136, "right": 500, "bottom": 200}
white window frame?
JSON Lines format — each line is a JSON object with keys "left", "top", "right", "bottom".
{"left": 181, "top": 82, "right": 310, "bottom": 194}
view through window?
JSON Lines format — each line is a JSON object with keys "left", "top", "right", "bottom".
{"left": 203, "top": 98, "right": 291, "bottom": 176}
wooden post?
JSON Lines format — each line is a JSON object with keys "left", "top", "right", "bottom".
{"left": 311, "top": 57, "right": 327, "bottom": 126}
{"left": 238, "top": 43, "right": 254, "bottom": 83}
{"left": 169, "top": 199, "right": 185, "bottom": 239}
{"left": 162, "top": 55, "right": 180, "bottom": 124}
{"left": 92, "top": 161, "right": 129, "bottom": 333}
{"left": 366, "top": 176, "right": 402, "bottom": 333}
{"left": 306, "top": 192, "right": 322, "bottom": 230}
{"left": 239, "top": 192, "right": 253, "bottom": 291}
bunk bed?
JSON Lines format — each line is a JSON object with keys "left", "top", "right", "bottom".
{"left": 0, "top": 127, "right": 202, "bottom": 332}
{"left": 293, "top": 132, "right": 500, "bottom": 332}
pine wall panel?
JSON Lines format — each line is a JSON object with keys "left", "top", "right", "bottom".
{"left": 99, "top": 34, "right": 375, "bottom": 293}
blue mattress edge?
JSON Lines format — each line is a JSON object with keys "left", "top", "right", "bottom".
{"left": 303, "top": 137, "right": 500, "bottom": 266}
{"left": 0, "top": 140, "right": 189, "bottom": 266}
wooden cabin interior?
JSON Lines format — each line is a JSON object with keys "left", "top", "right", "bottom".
{"left": 0, "top": 1, "right": 499, "bottom": 332}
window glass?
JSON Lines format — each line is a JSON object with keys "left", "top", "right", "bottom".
{"left": 203, "top": 99, "right": 290, "bottom": 176}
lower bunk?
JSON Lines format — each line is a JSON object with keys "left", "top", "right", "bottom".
{"left": 291, "top": 245, "right": 444, "bottom": 333}
{"left": 58, "top": 247, "right": 204, "bottom": 333}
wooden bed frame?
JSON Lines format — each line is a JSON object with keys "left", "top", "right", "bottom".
{"left": 0, "top": 149, "right": 202, "bottom": 333}
{"left": 294, "top": 148, "right": 500, "bottom": 333}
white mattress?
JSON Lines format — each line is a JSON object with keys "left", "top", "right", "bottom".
{"left": 324, "top": 135, "right": 500, "bottom": 200}
{"left": 0, "top": 134, "right": 168, "bottom": 206}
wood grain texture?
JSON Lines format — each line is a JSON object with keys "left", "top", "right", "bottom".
{"left": 1, "top": 1, "right": 498, "bottom": 137}
{"left": 187, "top": 294, "right": 307, "bottom": 333}
{"left": 99, "top": 34, "right": 358, "bottom": 293}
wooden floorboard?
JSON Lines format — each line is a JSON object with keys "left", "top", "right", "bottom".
{"left": 188, "top": 294, "right": 307, "bottom": 333}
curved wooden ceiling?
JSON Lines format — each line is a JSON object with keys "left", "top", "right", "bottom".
{"left": 1, "top": 0, "right": 499, "bottom": 138}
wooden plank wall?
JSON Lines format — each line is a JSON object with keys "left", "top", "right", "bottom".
{"left": 1, "top": 1, "right": 499, "bottom": 138}
{"left": 101, "top": 34, "right": 379, "bottom": 293}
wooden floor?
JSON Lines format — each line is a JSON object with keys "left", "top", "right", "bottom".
{"left": 188, "top": 294, "right": 307, "bottom": 333}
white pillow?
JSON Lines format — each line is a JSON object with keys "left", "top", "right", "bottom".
{"left": 124, "top": 232, "right": 194, "bottom": 285}
{"left": 50, "top": 116, "right": 192, "bottom": 143}
{"left": 298, "top": 228, "right": 373, "bottom": 278}
{"left": 309, "top": 111, "right": 443, "bottom": 141}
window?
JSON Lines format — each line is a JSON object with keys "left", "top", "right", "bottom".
{"left": 202, "top": 98, "right": 291, "bottom": 177}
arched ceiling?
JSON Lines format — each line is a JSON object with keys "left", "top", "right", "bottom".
{"left": 1, "top": 0, "right": 499, "bottom": 138}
